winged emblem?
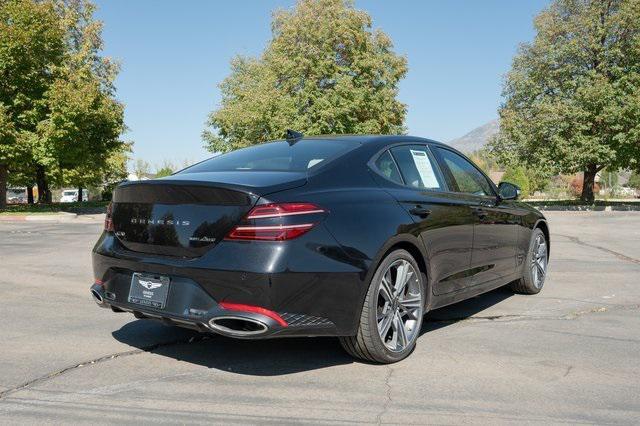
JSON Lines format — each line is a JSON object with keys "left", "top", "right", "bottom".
{"left": 139, "top": 280, "right": 162, "bottom": 290}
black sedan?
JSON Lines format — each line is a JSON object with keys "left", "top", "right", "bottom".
{"left": 91, "top": 135, "right": 549, "bottom": 363}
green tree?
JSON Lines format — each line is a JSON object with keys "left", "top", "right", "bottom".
{"left": 133, "top": 159, "right": 150, "bottom": 180}
{"left": 600, "top": 168, "right": 619, "bottom": 191}
{"left": 43, "top": 0, "right": 125, "bottom": 202}
{"left": 42, "top": 67, "right": 125, "bottom": 201}
{"left": 468, "top": 149, "right": 499, "bottom": 174}
{"left": 204, "top": 0, "right": 407, "bottom": 153}
{"left": 0, "top": 0, "right": 126, "bottom": 205}
{"left": 155, "top": 161, "right": 175, "bottom": 178}
{"left": 491, "top": 0, "right": 640, "bottom": 203}
{"left": 99, "top": 145, "right": 129, "bottom": 200}
{"left": 0, "top": 104, "right": 15, "bottom": 208}
{"left": 628, "top": 171, "right": 640, "bottom": 189}
{"left": 0, "top": 0, "right": 65, "bottom": 207}
{"left": 502, "top": 166, "right": 531, "bottom": 198}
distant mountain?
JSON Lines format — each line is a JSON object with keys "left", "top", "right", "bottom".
{"left": 447, "top": 119, "right": 499, "bottom": 153}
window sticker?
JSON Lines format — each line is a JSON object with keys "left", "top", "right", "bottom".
{"left": 410, "top": 150, "right": 440, "bottom": 188}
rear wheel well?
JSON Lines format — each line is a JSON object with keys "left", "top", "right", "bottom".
{"left": 382, "top": 242, "right": 430, "bottom": 309}
{"left": 385, "top": 241, "right": 427, "bottom": 279}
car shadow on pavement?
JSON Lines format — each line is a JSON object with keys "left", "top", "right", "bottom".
{"left": 113, "top": 320, "right": 355, "bottom": 375}
{"left": 112, "top": 286, "right": 513, "bottom": 374}
{"left": 421, "top": 286, "right": 514, "bottom": 334}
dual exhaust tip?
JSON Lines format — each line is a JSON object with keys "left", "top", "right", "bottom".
{"left": 91, "top": 285, "right": 276, "bottom": 337}
{"left": 208, "top": 316, "right": 269, "bottom": 337}
{"left": 91, "top": 288, "right": 104, "bottom": 305}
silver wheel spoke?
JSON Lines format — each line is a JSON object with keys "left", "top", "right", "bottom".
{"left": 399, "top": 306, "right": 418, "bottom": 320}
{"left": 394, "top": 312, "right": 408, "bottom": 349}
{"left": 399, "top": 294, "right": 421, "bottom": 309}
{"left": 378, "top": 312, "right": 393, "bottom": 337}
{"left": 539, "top": 244, "right": 547, "bottom": 258}
{"left": 379, "top": 276, "right": 394, "bottom": 302}
{"left": 388, "top": 318, "right": 398, "bottom": 348}
{"left": 394, "top": 261, "right": 409, "bottom": 296}
{"left": 399, "top": 295, "right": 421, "bottom": 320}
{"left": 377, "top": 301, "right": 390, "bottom": 321}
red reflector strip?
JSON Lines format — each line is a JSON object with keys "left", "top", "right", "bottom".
{"left": 219, "top": 302, "right": 288, "bottom": 327}
{"left": 226, "top": 223, "right": 314, "bottom": 241}
{"left": 94, "top": 279, "right": 104, "bottom": 286}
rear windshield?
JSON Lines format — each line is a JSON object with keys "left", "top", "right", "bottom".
{"left": 182, "top": 139, "right": 357, "bottom": 173}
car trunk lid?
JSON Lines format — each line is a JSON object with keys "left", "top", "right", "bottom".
{"left": 111, "top": 171, "right": 306, "bottom": 257}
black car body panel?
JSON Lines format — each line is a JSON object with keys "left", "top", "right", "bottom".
{"left": 92, "top": 135, "right": 548, "bottom": 339}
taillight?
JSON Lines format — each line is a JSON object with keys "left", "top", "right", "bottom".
{"left": 104, "top": 202, "right": 114, "bottom": 232}
{"left": 246, "top": 203, "right": 325, "bottom": 219}
{"left": 225, "top": 202, "right": 326, "bottom": 241}
{"left": 227, "top": 223, "right": 314, "bottom": 241}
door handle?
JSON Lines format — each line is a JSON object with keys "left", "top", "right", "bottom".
{"left": 472, "top": 207, "right": 488, "bottom": 219}
{"left": 409, "top": 207, "right": 432, "bottom": 218}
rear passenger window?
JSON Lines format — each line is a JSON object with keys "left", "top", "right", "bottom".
{"left": 374, "top": 150, "right": 403, "bottom": 185}
{"left": 390, "top": 146, "right": 443, "bottom": 190}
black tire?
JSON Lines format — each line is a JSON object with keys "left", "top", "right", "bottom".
{"left": 511, "top": 228, "right": 548, "bottom": 294}
{"left": 339, "top": 249, "right": 425, "bottom": 364}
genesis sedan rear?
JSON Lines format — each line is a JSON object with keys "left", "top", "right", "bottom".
{"left": 91, "top": 135, "right": 549, "bottom": 363}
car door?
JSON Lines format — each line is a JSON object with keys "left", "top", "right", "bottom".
{"left": 432, "top": 146, "right": 518, "bottom": 286}
{"left": 370, "top": 144, "right": 477, "bottom": 295}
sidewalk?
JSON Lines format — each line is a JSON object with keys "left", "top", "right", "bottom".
{"left": 0, "top": 212, "right": 105, "bottom": 223}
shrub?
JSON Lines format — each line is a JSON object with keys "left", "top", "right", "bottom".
{"left": 502, "top": 166, "right": 531, "bottom": 198}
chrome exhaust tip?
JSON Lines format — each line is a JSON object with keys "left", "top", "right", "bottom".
{"left": 91, "top": 288, "right": 104, "bottom": 305}
{"left": 208, "top": 316, "right": 268, "bottom": 337}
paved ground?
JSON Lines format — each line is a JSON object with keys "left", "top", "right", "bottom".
{"left": 0, "top": 211, "right": 639, "bottom": 424}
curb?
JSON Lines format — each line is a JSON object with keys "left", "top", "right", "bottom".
{"left": 0, "top": 212, "right": 78, "bottom": 222}
{"left": 534, "top": 205, "right": 640, "bottom": 212}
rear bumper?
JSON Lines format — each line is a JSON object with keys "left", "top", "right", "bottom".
{"left": 91, "top": 231, "right": 367, "bottom": 337}
{"left": 90, "top": 283, "right": 330, "bottom": 338}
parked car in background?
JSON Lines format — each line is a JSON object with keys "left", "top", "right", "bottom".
{"left": 6, "top": 188, "right": 27, "bottom": 204}
{"left": 90, "top": 135, "right": 550, "bottom": 363}
{"left": 60, "top": 189, "right": 89, "bottom": 203}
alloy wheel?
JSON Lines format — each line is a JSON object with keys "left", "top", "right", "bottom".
{"left": 376, "top": 259, "right": 423, "bottom": 352}
{"left": 531, "top": 233, "right": 548, "bottom": 288}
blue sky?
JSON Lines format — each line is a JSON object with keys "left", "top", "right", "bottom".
{"left": 94, "top": 0, "right": 550, "bottom": 170}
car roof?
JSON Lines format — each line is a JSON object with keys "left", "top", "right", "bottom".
{"left": 281, "top": 134, "right": 450, "bottom": 150}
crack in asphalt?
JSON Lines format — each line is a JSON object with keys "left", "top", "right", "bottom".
{"left": 0, "top": 335, "right": 212, "bottom": 400}
{"left": 555, "top": 233, "right": 640, "bottom": 265}
{"left": 375, "top": 366, "right": 394, "bottom": 425}
{"left": 364, "top": 305, "right": 639, "bottom": 424}
{"left": 1, "top": 303, "right": 638, "bottom": 403}
{"left": 425, "top": 303, "right": 639, "bottom": 325}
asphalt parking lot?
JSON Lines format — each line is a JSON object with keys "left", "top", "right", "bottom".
{"left": 0, "top": 211, "right": 639, "bottom": 424}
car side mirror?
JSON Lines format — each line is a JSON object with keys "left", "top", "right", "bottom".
{"left": 498, "top": 181, "right": 521, "bottom": 200}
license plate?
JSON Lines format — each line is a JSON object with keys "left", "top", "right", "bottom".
{"left": 128, "top": 273, "right": 170, "bottom": 309}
